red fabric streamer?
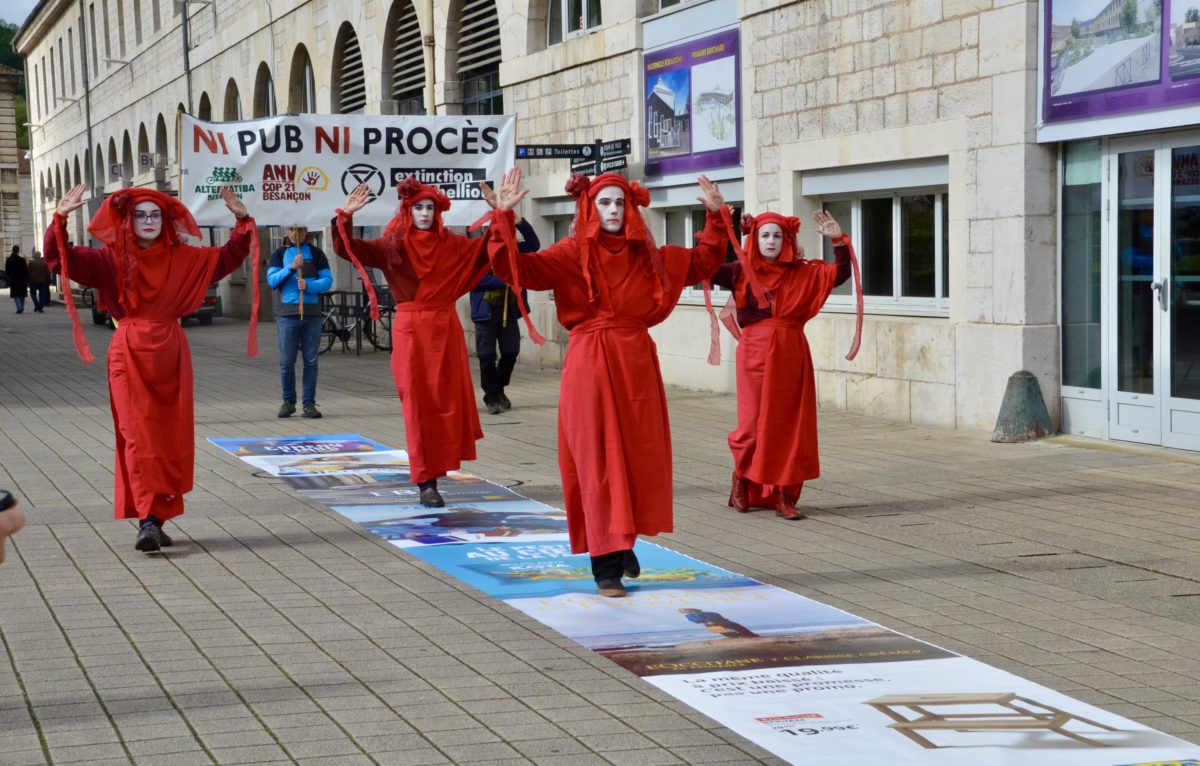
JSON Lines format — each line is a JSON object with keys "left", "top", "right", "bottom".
{"left": 719, "top": 207, "right": 769, "bottom": 307}
{"left": 50, "top": 218, "right": 95, "bottom": 365}
{"left": 701, "top": 278, "right": 721, "bottom": 366}
{"left": 470, "top": 210, "right": 545, "bottom": 345}
{"left": 334, "top": 210, "right": 381, "bottom": 321}
{"left": 836, "top": 233, "right": 865, "bottom": 361}
{"left": 240, "top": 218, "right": 261, "bottom": 357}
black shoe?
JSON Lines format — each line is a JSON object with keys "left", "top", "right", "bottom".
{"left": 484, "top": 395, "right": 502, "bottom": 415}
{"left": 277, "top": 402, "right": 296, "bottom": 418}
{"left": 419, "top": 485, "right": 445, "bottom": 507}
{"left": 158, "top": 528, "right": 173, "bottom": 547}
{"left": 302, "top": 403, "right": 322, "bottom": 419}
{"left": 497, "top": 392, "right": 511, "bottom": 411}
{"left": 596, "top": 578, "right": 627, "bottom": 598}
{"left": 134, "top": 523, "right": 163, "bottom": 552}
{"left": 623, "top": 550, "right": 641, "bottom": 579}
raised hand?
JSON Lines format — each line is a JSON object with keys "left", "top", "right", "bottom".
{"left": 496, "top": 167, "right": 529, "bottom": 212}
{"left": 343, "top": 183, "right": 372, "bottom": 215}
{"left": 813, "top": 210, "right": 843, "bottom": 239}
{"left": 479, "top": 181, "right": 498, "bottom": 209}
{"left": 696, "top": 174, "right": 725, "bottom": 213}
{"left": 56, "top": 184, "right": 89, "bottom": 217}
{"left": 220, "top": 186, "right": 248, "bottom": 219}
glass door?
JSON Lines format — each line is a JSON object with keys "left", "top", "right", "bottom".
{"left": 1164, "top": 143, "right": 1200, "bottom": 450}
{"left": 1109, "top": 141, "right": 1160, "bottom": 444}
{"left": 1106, "top": 134, "right": 1200, "bottom": 450}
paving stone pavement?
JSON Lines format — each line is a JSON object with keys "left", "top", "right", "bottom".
{"left": 1, "top": 302, "right": 1199, "bottom": 765}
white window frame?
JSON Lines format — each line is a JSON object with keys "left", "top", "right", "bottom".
{"left": 819, "top": 188, "right": 950, "bottom": 317}
{"left": 547, "top": 0, "right": 603, "bottom": 46}
{"left": 663, "top": 204, "right": 740, "bottom": 306}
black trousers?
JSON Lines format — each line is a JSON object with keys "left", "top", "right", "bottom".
{"left": 476, "top": 313, "right": 520, "bottom": 397}
{"left": 590, "top": 550, "right": 628, "bottom": 582}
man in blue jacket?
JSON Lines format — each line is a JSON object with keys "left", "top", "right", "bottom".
{"left": 268, "top": 225, "right": 333, "bottom": 418}
{"left": 470, "top": 217, "right": 539, "bottom": 414}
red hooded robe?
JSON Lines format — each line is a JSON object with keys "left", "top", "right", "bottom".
{"left": 486, "top": 173, "right": 729, "bottom": 557}
{"left": 330, "top": 178, "right": 491, "bottom": 483}
{"left": 711, "top": 212, "right": 859, "bottom": 504}
{"left": 43, "top": 188, "right": 259, "bottom": 522}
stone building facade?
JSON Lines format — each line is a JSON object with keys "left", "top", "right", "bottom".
{"left": 0, "top": 64, "right": 28, "bottom": 255}
{"left": 22, "top": 0, "right": 1191, "bottom": 448}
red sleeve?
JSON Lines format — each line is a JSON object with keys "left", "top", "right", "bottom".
{"left": 43, "top": 214, "right": 118, "bottom": 293}
{"left": 486, "top": 211, "right": 577, "bottom": 292}
{"left": 659, "top": 210, "right": 728, "bottom": 285}
{"left": 211, "top": 217, "right": 257, "bottom": 281}
{"left": 329, "top": 214, "right": 394, "bottom": 270}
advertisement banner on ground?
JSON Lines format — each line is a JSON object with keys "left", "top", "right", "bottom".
{"left": 1042, "top": 0, "right": 1200, "bottom": 130}
{"left": 208, "top": 434, "right": 390, "bottom": 456}
{"left": 215, "top": 435, "right": 1200, "bottom": 765}
{"left": 241, "top": 449, "right": 412, "bottom": 477}
{"left": 644, "top": 27, "right": 741, "bottom": 176}
{"left": 181, "top": 114, "right": 516, "bottom": 226}
{"left": 333, "top": 499, "right": 568, "bottom": 547}
{"left": 285, "top": 471, "right": 520, "bottom": 506}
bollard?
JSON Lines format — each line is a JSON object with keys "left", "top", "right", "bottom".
{"left": 991, "top": 370, "right": 1054, "bottom": 443}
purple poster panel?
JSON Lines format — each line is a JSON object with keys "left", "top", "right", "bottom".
{"left": 1044, "top": 0, "right": 1200, "bottom": 122}
{"left": 645, "top": 28, "right": 741, "bottom": 176}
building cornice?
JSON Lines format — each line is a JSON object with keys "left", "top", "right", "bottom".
{"left": 13, "top": 0, "right": 76, "bottom": 54}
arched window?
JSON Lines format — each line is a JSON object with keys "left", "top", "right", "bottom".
{"left": 382, "top": 1, "right": 425, "bottom": 115}
{"left": 95, "top": 144, "right": 104, "bottom": 188}
{"left": 107, "top": 138, "right": 118, "bottom": 182}
{"left": 288, "top": 44, "right": 316, "bottom": 113}
{"left": 253, "top": 62, "right": 276, "bottom": 117}
{"left": 457, "top": 0, "right": 502, "bottom": 114}
{"left": 84, "top": 148, "right": 93, "bottom": 188}
{"left": 198, "top": 91, "right": 212, "bottom": 120}
{"left": 155, "top": 115, "right": 169, "bottom": 165}
{"left": 137, "top": 124, "right": 150, "bottom": 173}
{"left": 223, "top": 79, "right": 242, "bottom": 120}
{"left": 332, "top": 22, "right": 366, "bottom": 114}
{"left": 55, "top": 167, "right": 63, "bottom": 198}
{"left": 73, "top": 157, "right": 81, "bottom": 189}
{"left": 122, "top": 131, "right": 134, "bottom": 181}
{"left": 547, "top": 0, "right": 603, "bottom": 46}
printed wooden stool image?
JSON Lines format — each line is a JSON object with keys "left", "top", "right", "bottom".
{"left": 865, "top": 693, "right": 1119, "bottom": 749}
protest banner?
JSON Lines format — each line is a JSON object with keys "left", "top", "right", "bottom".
{"left": 182, "top": 114, "right": 516, "bottom": 226}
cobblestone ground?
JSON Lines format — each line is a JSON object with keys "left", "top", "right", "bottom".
{"left": 1, "top": 302, "right": 1198, "bottom": 765}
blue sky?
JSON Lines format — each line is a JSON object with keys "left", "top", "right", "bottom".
{"left": 3, "top": 0, "right": 40, "bottom": 28}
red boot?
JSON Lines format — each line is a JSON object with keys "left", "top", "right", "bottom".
{"left": 729, "top": 472, "right": 750, "bottom": 513}
{"left": 776, "top": 487, "right": 805, "bottom": 520}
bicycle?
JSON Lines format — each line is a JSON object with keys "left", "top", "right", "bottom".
{"left": 319, "top": 286, "right": 394, "bottom": 355}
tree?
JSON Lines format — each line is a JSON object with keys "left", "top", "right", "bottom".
{"left": 1072, "top": 17, "right": 1081, "bottom": 37}
{"left": 1121, "top": 0, "right": 1138, "bottom": 29}
{"left": 1187, "top": 6, "right": 1200, "bottom": 22}
{"left": 0, "top": 20, "right": 29, "bottom": 150}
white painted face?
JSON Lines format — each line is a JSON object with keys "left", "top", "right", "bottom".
{"left": 594, "top": 185, "right": 626, "bottom": 234}
{"left": 411, "top": 200, "right": 436, "bottom": 231}
{"left": 757, "top": 223, "right": 784, "bottom": 261}
{"left": 132, "top": 201, "right": 163, "bottom": 244}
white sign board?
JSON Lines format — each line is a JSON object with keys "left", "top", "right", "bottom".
{"left": 181, "top": 114, "right": 516, "bottom": 227}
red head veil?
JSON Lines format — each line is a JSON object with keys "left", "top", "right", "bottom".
{"left": 567, "top": 172, "right": 668, "bottom": 312}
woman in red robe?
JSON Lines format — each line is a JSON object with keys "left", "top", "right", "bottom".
{"left": 45, "top": 184, "right": 260, "bottom": 552}
{"left": 710, "top": 211, "right": 861, "bottom": 520}
{"left": 484, "top": 167, "right": 730, "bottom": 597}
{"left": 330, "top": 177, "right": 492, "bottom": 508}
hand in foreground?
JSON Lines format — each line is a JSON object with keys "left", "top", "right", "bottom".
{"left": 342, "top": 183, "right": 372, "bottom": 215}
{"left": 220, "top": 186, "right": 248, "bottom": 219}
{"left": 495, "top": 167, "right": 529, "bottom": 212}
{"left": 56, "top": 184, "right": 89, "bottom": 217}
{"left": 0, "top": 498, "right": 26, "bottom": 566}
{"left": 813, "top": 210, "right": 843, "bottom": 239}
{"left": 291, "top": 253, "right": 304, "bottom": 270}
{"left": 696, "top": 174, "right": 724, "bottom": 213}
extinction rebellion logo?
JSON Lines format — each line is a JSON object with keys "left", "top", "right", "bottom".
{"left": 341, "top": 163, "right": 386, "bottom": 200}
